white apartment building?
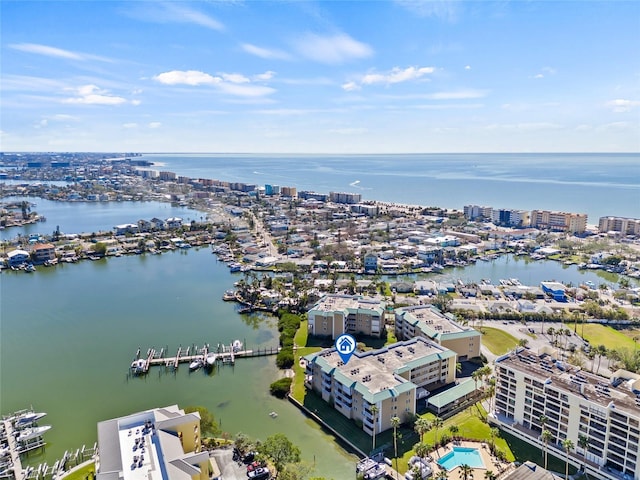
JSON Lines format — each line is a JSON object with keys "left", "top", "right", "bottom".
{"left": 492, "top": 348, "right": 640, "bottom": 480}
{"left": 599, "top": 217, "right": 640, "bottom": 236}
{"left": 464, "top": 204, "right": 493, "bottom": 220}
{"left": 307, "top": 294, "right": 386, "bottom": 339}
{"left": 491, "top": 209, "right": 531, "bottom": 227}
{"left": 304, "top": 337, "right": 457, "bottom": 436}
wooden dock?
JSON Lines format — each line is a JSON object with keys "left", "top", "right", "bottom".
{"left": 129, "top": 343, "right": 281, "bottom": 375}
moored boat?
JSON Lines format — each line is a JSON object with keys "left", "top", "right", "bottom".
{"left": 15, "top": 425, "right": 51, "bottom": 442}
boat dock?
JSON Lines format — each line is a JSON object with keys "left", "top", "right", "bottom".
{"left": 129, "top": 342, "right": 281, "bottom": 375}
{"left": 1, "top": 408, "right": 54, "bottom": 480}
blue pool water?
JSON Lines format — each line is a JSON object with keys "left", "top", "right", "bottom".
{"left": 437, "top": 447, "right": 485, "bottom": 470}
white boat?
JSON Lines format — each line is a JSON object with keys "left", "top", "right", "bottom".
{"left": 269, "top": 411, "right": 278, "bottom": 418}
{"left": 232, "top": 340, "right": 243, "bottom": 352}
{"left": 189, "top": 359, "right": 203, "bottom": 371}
{"left": 130, "top": 359, "right": 146, "bottom": 374}
{"left": 16, "top": 425, "right": 51, "bottom": 442}
{"left": 0, "top": 447, "right": 9, "bottom": 458}
{"left": 206, "top": 353, "right": 217, "bottom": 366}
{"left": 15, "top": 412, "right": 47, "bottom": 427}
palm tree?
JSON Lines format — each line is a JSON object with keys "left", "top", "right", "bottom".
{"left": 489, "top": 428, "right": 500, "bottom": 454}
{"left": 539, "top": 414, "right": 548, "bottom": 430}
{"left": 432, "top": 417, "right": 443, "bottom": 450}
{"left": 563, "top": 438, "right": 574, "bottom": 480}
{"left": 449, "top": 425, "right": 459, "bottom": 442}
{"left": 484, "top": 471, "right": 497, "bottom": 480}
{"left": 414, "top": 442, "right": 430, "bottom": 463}
{"left": 414, "top": 417, "right": 431, "bottom": 444}
{"left": 578, "top": 434, "right": 589, "bottom": 475}
{"left": 459, "top": 464, "right": 474, "bottom": 480}
{"left": 595, "top": 345, "right": 607, "bottom": 374}
{"left": 371, "top": 405, "right": 379, "bottom": 452}
{"left": 391, "top": 415, "right": 400, "bottom": 480}
{"left": 435, "top": 470, "right": 449, "bottom": 480}
{"left": 471, "top": 370, "right": 482, "bottom": 391}
{"left": 541, "top": 430, "right": 553, "bottom": 470}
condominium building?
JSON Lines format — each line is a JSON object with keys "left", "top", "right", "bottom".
{"left": 307, "top": 294, "right": 386, "bottom": 339}
{"left": 491, "top": 209, "right": 531, "bottom": 227}
{"left": 96, "top": 404, "right": 213, "bottom": 480}
{"left": 304, "top": 337, "right": 457, "bottom": 436}
{"left": 530, "top": 210, "right": 588, "bottom": 234}
{"left": 492, "top": 348, "right": 640, "bottom": 480}
{"left": 394, "top": 305, "right": 481, "bottom": 361}
{"left": 598, "top": 217, "right": 640, "bottom": 236}
{"left": 329, "top": 192, "right": 362, "bottom": 204}
{"left": 463, "top": 204, "right": 493, "bottom": 220}
{"left": 31, "top": 243, "right": 56, "bottom": 264}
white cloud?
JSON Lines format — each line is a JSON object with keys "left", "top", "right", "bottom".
{"left": 343, "top": 66, "right": 435, "bottom": 90}
{"left": 241, "top": 43, "right": 291, "bottom": 60}
{"left": 131, "top": 99, "right": 142, "bottom": 106}
{"left": 124, "top": 3, "right": 224, "bottom": 31}
{"left": 295, "top": 33, "right": 373, "bottom": 64}
{"left": 148, "top": 122, "right": 162, "bottom": 129}
{"left": 154, "top": 70, "right": 221, "bottom": 86}
{"left": 9, "top": 43, "right": 112, "bottom": 62}
{"left": 606, "top": 99, "right": 640, "bottom": 112}
{"left": 63, "top": 84, "right": 128, "bottom": 105}
{"left": 153, "top": 69, "right": 275, "bottom": 98}
{"left": 217, "top": 83, "right": 276, "bottom": 98}
{"left": 534, "top": 73, "right": 544, "bottom": 79}
{"left": 123, "top": 123, "right": 139, "bottom": 129}
{"left": 221, "top": 73, "right": 250, "bottom": 84}
{"left": 254, "top": 71, "right": 276, "bottom": 81}
{"left": 394, "top": 0, "right": 460, "bottom": 21}
{"left": 464, "top": 65, "right": 471, "bottom": 70}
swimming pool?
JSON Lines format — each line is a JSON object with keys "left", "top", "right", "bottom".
{"left": 437, "top": 447, "right": 485, "bottom": 471}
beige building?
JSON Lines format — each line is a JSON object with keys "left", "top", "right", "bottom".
{"left": 394, "top": 305, "right": 481, "bottom": 360}
{"left": 598, "top": 216, "right": 640, "bottom": 236}
{"left": 493, "top": 348, "right": 640, "bottom": 480}
{"left": 307, "top": 294, "right": 386, "bottom": 339}
{"left": 31, "top": 243, "right": 56, "bottom": 264}
{"left": 304, "top": 337, "right": 457, "bottom": 436}
{"left": 530, "top": 210, "right": 587, "bottom": 234}
{"left": 96, "top": 404, "right": 214, "bottom": 480}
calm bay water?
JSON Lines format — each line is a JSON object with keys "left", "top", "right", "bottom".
{"left": 142, "top": 153, "right": 640, "bottom": 220}
{"left": 0, "top": 248, "right": 358, "bottom": 477}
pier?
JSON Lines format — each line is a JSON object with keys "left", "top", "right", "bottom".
{"left": 129, "top": 342, "right": 281, "bottom": 375}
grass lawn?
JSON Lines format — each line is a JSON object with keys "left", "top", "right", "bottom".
{"left": 581, "top": 324, "right": 637, "bottom": 351}
{"left": 60, "top": 463, "right": 95, "bottom": 480}
{"left": 292, "top": 320, "right": 322, "bottom": 402}
{"left": 397, "top": 404, "right": 515, "bottom": 473}
{"left": 480, "top": 327, "right": 519, "bottom": 356}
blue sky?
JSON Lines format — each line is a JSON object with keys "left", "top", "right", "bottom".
{"left": 2, "top": 1, "right": 639, "bottom": 153}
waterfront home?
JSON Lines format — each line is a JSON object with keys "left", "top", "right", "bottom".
{"left": 304, "top": 337, "right": 456, "bottom": 435}
{"left": 7, "top": 249, "right": 30, "bottom": 266}
{"left": 165, "top": 217, "right": 183, "bottom": 229}
{"left": 31, "top": 243, "right": 56, "bottom": 264}
{"left": 540, "top": 281, "right": 567, "bottom": 302}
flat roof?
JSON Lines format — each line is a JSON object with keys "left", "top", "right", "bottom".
{"left": 428, "top": 379, "right": 476, "bottom": 409}
{"left": 310, "top": 294, "right": 385, "bottom": 315}
{"left": 307, "top": 337, "right": 455, "bottom": 403}
{"left": 497, "top": 349, "right": 640, "bottom": 417}
{"left": 397, "top": 305, "right": 480, "bottom": 340}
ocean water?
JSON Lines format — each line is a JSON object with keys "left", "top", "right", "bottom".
{"left": 142, "top": 153, "right": 640, "bottom": 221}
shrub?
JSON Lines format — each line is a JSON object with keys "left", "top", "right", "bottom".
{"left": 276, "top": 348, "right": 295, "bottom": 369}
{"left": 270, "top": 377, "right": 293, "bottom": 398}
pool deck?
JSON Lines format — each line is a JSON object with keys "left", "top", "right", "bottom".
{"left": 428, "top": 441, "right": 515, "bottom": 479}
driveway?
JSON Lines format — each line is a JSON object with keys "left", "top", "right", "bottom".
{"left": 210, "top": 448, "right": 248, "bottom": 480}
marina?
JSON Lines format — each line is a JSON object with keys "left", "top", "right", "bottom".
{"left": 1, "top": 408, "right": 53, "bottom": 479}
{"left": 128, "top": 341, "right": 282, "bottom": 376}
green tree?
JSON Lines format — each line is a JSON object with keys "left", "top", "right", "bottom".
{"left": 484, "top": 471, "right": 496, "bottom": 480}
{"left": 259, "top": 433, "right": 301, "bottom": 478}
{"left": 449, "top": 425, "right": 459, "bottom": 441}
{"left": 184, "top": 406, "right": 220, "bottom": 437}
{"left": 270, "top": 377, "right": 293, "bottom": 398}
{"left": 541, "top": 430, "right": 553, "bottom": 470}
{"left": 435, "top": 471, "right": 448, "bottom": 480}
{"left": 432, "top": 417, "right": 443, "bottom": 450}
{"left": 371, "top": 404, "right": 379, "bottom": 452}
{"left": 414, "top": 417, "right": 431, "bottom": 444}
{"left": 91, "top": 242, "right": 107, "bottom": 256}
{"left": 563, "top": 439, "right": 574, "bottom": 480}
{"left": 234, "top": 432, "right": 253, "bottom": 456}
{"left": 278, "top": 462, "right": 314, "bottom": 480}
{"left": 414, "top": 442, "right": 430, "bottom": 462}
{"left": 459, "top": 464, "right": 474, "bottom": 480}
{"left": 578, "top": 434, "right": 589, "bottom": 473}
{"left": 391, "top": 415, "right": 401, "bottom": 480}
